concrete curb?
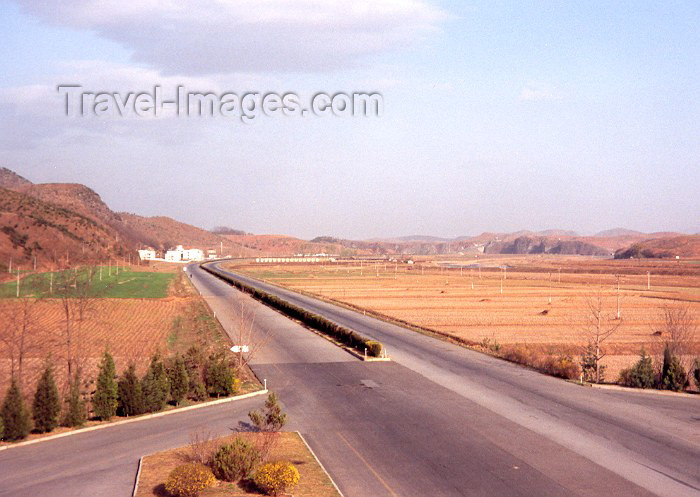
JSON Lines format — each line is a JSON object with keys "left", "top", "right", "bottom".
{"left": 132, "top": 456, "right": 143, "bottom": 497}
{"left": 586, "top": 382, "right": 697, "bottom": 398}
{"left": 0, "top": 389, "right": 268, "bottom": 452}
{"left": 296, "top": 431, "right": 345, "bottom": 497}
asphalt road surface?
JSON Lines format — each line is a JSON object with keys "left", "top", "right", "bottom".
{"left": 193, "top": 262, "right": 699, "bottom": 497}
{"left": 0, "top": 262, "right": 697, "bottom": 497}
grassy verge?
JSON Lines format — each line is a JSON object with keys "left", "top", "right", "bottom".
{"left": 135, "top": 432, "right": 341, "bottom": 497}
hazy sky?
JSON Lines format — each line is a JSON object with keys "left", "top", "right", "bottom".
{"left": 0, "top": 1, "right": 698, "bottom": 239}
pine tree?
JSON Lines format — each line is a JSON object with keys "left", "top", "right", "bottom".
{"left": 63, "top": 370, "right": 87, "bottom": 427}
{"left": 117, "top": 363, "right": 144, "bottom": 416}
{"left": 248, "top": 392, "right": 287, "bottom": 432}
{"left": 32, "top": 364, "right": 61, "bottom": 433}
{"left": 142, "top": 354, "right": 170, "bottom": 412}
{"left": 93, "top": 350, "right": 118, "bottom": 420}
{"left": 1, "top": 378, "right": 31, "bottom": 441}
{"left": 168, "top": 355, "right": 189, "bottom": 406}
{"left": 661, "top": 345, "right": 687, "bottom": 391}
{"left": 205, "top": 352, "right": 235, "bottom": 398}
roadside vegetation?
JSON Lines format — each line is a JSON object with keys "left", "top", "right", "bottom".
{"left": 204, "top": 265, "right": 385, "bottom": 358}
{"left": 0, "top": 264, "right": 261, "bottom": 444}
{"left": 1, "top": 344, "right": 244, "bottom": 442}
{"left": 135, "top": 394, "right": 339, "bottom": 497}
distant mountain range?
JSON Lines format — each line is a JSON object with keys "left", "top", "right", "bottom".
{"left": 1, "top": 166, "right": 698, "bottom": 269}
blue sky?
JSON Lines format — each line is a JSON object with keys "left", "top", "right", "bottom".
{"left": 0, "top": 0, "right": 698, "bottom": 238}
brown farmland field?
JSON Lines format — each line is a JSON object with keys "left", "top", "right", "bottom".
{"left": 0, "top": 266, "right": 230, "bottom": 401}
{"left": 230, "top": 256, "right": 700, "bottom": 381}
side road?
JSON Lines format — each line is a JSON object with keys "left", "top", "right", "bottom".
{"left": 0, "top": 396, "right": 264, "bottom": 497}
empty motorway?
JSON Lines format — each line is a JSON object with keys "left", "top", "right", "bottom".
{"left": 195, "top": 262, "right": 699, "bottom": 497}
{"left": 0, "top": 262, "right": 697, "bottom": 497}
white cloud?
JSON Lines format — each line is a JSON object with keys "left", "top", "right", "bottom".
{"left": 15, "top": 0, "right": 447, "bottom": 75}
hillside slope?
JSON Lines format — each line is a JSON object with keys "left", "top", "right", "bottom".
{"left": 614, "top": 235, "right": 700, "bottom": 259}
{"left": 0, "top": 187, "right": 128, "bottom": 271}
{"left": 119, "top": 213, "right": 226, "bottom": 250}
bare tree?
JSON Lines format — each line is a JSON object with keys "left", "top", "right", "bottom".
{"left": 657, "top": 305, "right": 697, "bottom": 376}
{"left": 230, "top": 298, "right": 269, "bottom": 373}
{"left": 53, "top": 267, "right": 99, "bottom": 378}
{"left": 0, "top": 297, "right": 44, "bottom": 391}
{"left": 580, "top": 291, "right": 622, "bottom": 383}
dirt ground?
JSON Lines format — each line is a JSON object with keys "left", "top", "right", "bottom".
{"left": 136, "top": 431, "right": 340, "bottom": 497}
{"left": 231, "top": 256, "right": 700, "bottom": 380}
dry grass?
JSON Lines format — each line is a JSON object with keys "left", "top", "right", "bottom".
{"left": 230, "top": 256, "right": 700, "bottom": 380}
{"left": 135, "top": 432, "right": 340, "bottom": 497}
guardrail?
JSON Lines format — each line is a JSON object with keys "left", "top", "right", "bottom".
{"left": 201, "top": 263, "right": 384, "bottom": 358}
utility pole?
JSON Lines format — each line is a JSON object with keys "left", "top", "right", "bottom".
{"left": 33, "top": 256, "right": 37, "bottom": 272}
{"left": 8, "top": 257, "right": 12, "bottom": 274}
{"left": 49, "top": 271, "right": 53, "bottom": 294}
{"left": 616, "top": 274, "right": 621, "bottom": 320}
{"left": 99, "top": 266, "right": 103, "bottom": 281}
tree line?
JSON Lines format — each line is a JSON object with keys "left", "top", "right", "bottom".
{"left": 1, "top": 346, "right": 238, "bottom": 442}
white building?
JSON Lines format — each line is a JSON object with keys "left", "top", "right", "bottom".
{"left": 138, "top": 249, "right": 157, "bottom": 260}
{"left": 164, "top": 245, "right": 205, "bottom": 262}
{"left": 165, "top": 246, "right": 183, "bottom": 262}
{"left": 182, "top": 248, "right": 204, "bottom": 261}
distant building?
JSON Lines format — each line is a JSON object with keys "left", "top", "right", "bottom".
{"left": 138, "top": 249, "right": 157, "bottom": 261}
{"left": 182, "top": 248, "right": 204, "bottom": 261}
{"left": 165, "top": 245, "right": 205, "bottom": 262}
{"left": 255, "top": 257, "right": 326, "bottom": 263}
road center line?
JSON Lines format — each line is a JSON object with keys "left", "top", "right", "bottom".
{"left": 337, "top": 431, "right": 399, "bottom": 497}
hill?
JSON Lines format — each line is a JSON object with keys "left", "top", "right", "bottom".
{"left": 0, "top": 186, "right": 128, "bottom": 271}
{"left": 119, "top": 213, "right": 226, "bottom": 251}
{"left": 0, "top": 167, "right": 232, "bottom": 267}
{"left": 0, "top": 167, "right": 32, "bottom": 190}
{"left": 595, "top": 228, "right": 644, "bottom": 237}
{"left": 483, "top": 236, "right": 610, "bottom": 256}
{"left": 614, "top": 235, "right": 700, "bottom": 259}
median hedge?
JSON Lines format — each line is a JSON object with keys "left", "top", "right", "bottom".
{"left": 202, "top": 265, "right": 384, "bottom": 357}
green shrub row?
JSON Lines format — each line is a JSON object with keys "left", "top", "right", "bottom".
{"left": 0, "top": 347, "right": 238, "bottom": 442}
{"left": 203, "top": 265, "right": 384, "bottom": 357}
